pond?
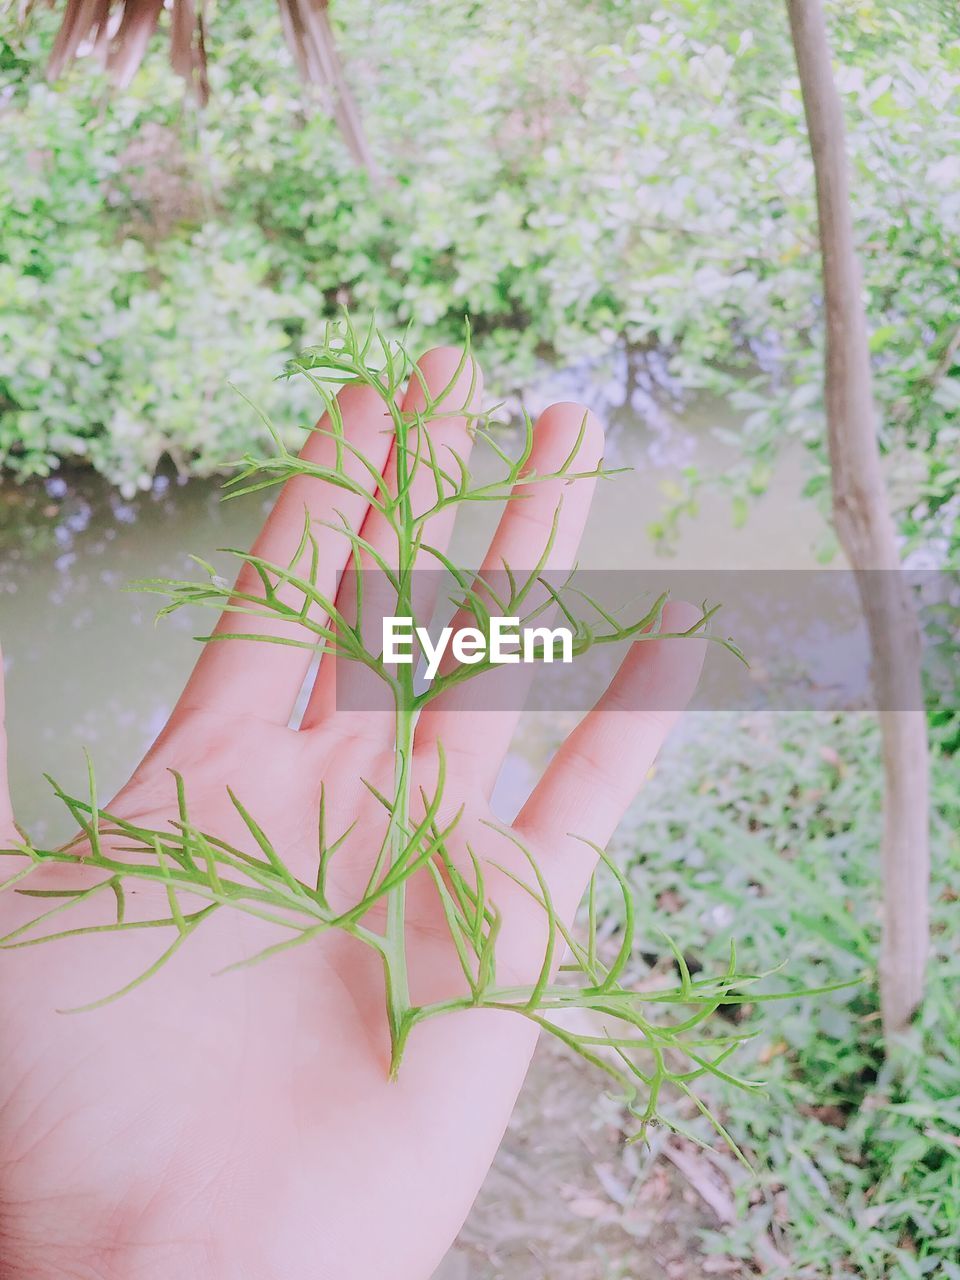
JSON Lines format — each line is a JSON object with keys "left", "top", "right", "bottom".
{"left": 0, "top": 363, "right": 825, "bottom": 843}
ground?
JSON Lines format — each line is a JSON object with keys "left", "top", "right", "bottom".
{"left": 436, "top": 1038, "right": 743, "bottom": 1280}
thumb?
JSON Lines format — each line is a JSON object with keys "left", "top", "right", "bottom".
{"left": 0, "top": 641, "right": 16, "bottom": 843}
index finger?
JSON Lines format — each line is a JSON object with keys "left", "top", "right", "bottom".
{"left": 172, "top": 384, "right": 395, "bottom": 726}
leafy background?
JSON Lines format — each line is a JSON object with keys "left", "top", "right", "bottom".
{"left": 1, "top": 0, "right": 958, "bottom": 556}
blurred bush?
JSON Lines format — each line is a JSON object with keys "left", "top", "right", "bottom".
{"left": 0, "top": 0, "right": 958, "bottom": 537}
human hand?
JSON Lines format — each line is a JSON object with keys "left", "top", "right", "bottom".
{"left": 0, "top": 347, "right": 704, "bottom": 1280}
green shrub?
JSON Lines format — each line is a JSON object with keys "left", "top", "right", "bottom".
{"left": 1, "top": 0, "right": 958, "bottom": 544}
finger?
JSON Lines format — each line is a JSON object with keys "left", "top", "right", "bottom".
{"left": 173, "top": 384, "right": 395, "bottom": 725}
{"left": 415, "top": 402, "right": 603, "bottom": 793}
{"left": 514, "top": 601, "right": 706, "bottom": 912}
{"left": 302, "top": 346, "right": 482, "bottom": 732}
{"left": 0, "top": 642, "right": 16, "bottom": 843}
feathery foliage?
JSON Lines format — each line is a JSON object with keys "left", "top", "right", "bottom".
{"left": 0, "top": 318, "right": 842, "bottom": 1150}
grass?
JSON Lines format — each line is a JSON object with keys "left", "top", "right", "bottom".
{"left": 603, "top": 710, "right": 960, "bottom": 1278}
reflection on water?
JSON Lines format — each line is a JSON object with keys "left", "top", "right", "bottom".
{"left": 1, "top": 474, "right": 273, "bottom": 840}
{"left": 0, "top": 371, "right": 825, "bottom": 841}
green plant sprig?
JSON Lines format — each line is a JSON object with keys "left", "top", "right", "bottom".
{"left": 0, "top": 316, "right": 820, "bottom": 1152}
{"left": 0, "top": 773, "right": 853, "bottom": 1154}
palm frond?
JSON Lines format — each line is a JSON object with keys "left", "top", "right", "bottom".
{"left": 19, "top": 0, "right": 374, "bottom": 172}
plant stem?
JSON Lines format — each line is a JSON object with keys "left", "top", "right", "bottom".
{"left": 384, "top": 402, "right": 417, "bottom": 1076}
{"left": 385, "top": 697, "right": 414, "bottom": 1075}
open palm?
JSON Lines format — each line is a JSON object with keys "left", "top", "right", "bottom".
{"left": 0, "top": 348, "right": 703, "bottom": 1280}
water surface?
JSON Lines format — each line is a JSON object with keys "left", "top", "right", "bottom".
{"left": 0, "top": 369, "right": 823, "bottom": 841}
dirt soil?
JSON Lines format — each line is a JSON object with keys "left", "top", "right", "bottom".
{"left": 434, "top": 1038, "right": 748, "bottom": 1280}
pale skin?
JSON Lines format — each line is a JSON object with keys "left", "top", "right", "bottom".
{"left": 0, "top": 348, "right": 704, "bottom": 1280}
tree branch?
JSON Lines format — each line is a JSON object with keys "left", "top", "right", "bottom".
{"left": 786, "top": 0, "right": 929, "bottom": 1036}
